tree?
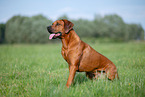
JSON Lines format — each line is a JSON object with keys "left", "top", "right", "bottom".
{"left": 126, "top": 24, "right": 144, "bottom": 40}
{"left": 0, "top": 24, "right": 5, "bottom": 43}
{"left": 101, "top": 14, "right": 126, "bottom": 40}
{"left": 5, "top": 15, "right": 53, "bottom": 43}
{"left": 4, "top": 14, "right": 144, "bottom": 43}
{"left": 57, "top": 14, "right": 69, "bottom": 20}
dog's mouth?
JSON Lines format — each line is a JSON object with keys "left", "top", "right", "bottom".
{"left": 49, "top": 32, "right": 62, "bottom": 40}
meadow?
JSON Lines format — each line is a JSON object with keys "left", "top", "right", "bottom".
{"left": 0, "top": 42, "right": 145, "bottom": 97}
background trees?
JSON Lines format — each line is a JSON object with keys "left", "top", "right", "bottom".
{"left": 0, "top": 14, "right": 144, "bottom": 44}
{"left": 0, "top": 24, "right": 5, "bottom": 43}
{"left": 5, "top": 15, "right": 52, "bottom": 43}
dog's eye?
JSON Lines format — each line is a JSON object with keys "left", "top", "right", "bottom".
{"left": 56, "top": 23, "right": 61, "bottom": 26}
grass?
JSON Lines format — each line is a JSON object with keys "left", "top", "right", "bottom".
{"left": 0, "top": 42, "right": 145, "bottom": 97}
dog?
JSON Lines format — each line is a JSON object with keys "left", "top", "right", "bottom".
{"left": 47, "top": 19, "right": 119, "bottom": 88}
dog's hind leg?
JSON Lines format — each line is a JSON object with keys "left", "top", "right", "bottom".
{"left": 86, "top": 72, "right": 95, "bottom": 80}
{"left": 106, "top": 66, "right": 119, "bottom": 80}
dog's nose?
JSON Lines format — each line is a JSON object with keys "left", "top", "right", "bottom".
{"left": 47, "top": 26, "right": 51, "bottom": 30}
{"left": 47, "top": 26, "right": 53, "bottom": 33}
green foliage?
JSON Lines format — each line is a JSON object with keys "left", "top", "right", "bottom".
{"left": 72, "top": 14, "right": 144, "bottom": 41}
{"left": 125, "top": 24, "right": 144, "bottom": 41}
{"left": 58, "top": 14, "right": 69, "bottom": 20}
{"left": 3, "top": 14, "right": 145, "bottom": 43}
{"left": 72, "top": 19, "right": 96, "bottom": 37}
{"left": 5, "top": 15, "right": 52, "bottom": 43}
{"left": 0, "top": 23, "right": 5, "bottom": 43}
{"left": 0, "top": 43, "right": 145, "bottom": 96}
{"left": 100, "top": 14, "right": 126, "bottom": 39}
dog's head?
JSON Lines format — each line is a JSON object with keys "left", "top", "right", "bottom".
{"left": 47, "top": 19, "right": 74, "bottom": 39}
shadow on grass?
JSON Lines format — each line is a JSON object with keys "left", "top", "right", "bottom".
{"left": 73, "top": 73, "right": 89, "bottom": 85}
{"left": 73, "top": 72, "right": 119, "bottom": 86}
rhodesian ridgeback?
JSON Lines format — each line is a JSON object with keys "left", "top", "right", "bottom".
{"left": 47, "top": 19, "right": 119, "bottom": 88}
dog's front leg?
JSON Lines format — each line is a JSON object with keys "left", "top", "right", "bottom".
{"left": 66, "top": 65, "right": 77, "bottom": 88}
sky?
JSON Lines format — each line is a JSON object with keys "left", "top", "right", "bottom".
{"left": 0, "top": 0, "right": 145, "bottom": 29}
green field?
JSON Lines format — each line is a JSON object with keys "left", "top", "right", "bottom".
{"left": 0, "top": 42, "right": 145, "bottom": 97}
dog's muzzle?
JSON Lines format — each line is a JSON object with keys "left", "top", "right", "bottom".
{"left": 47, "top": 26, "right": 62, "bottom": 40}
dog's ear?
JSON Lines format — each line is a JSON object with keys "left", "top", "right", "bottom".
{"left": 62, "top": 19, "right": 74, "bottom": 33}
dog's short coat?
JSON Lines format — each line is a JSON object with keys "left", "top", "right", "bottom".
{"left": 47, "top": 19, "right": 119, "bottom": 88}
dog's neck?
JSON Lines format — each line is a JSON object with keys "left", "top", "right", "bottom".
{"left": 61, "top": 30, "right": 80, "bottom": 49}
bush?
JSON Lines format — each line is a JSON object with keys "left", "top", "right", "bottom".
{"left": 5, "top": 15, "right": 52, "bottom": 43}
{"left": 4, "top": 14, "right": 145, "bottom": 44}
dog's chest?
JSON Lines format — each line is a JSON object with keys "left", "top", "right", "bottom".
{"left": 61, "top": 48, "right": 68, "bottom": 61}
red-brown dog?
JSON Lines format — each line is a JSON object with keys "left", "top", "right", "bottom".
{"left": 47, "top": 19, "right": 119, "bottom": 88}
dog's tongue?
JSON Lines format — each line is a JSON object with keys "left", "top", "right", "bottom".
{"left": 49, "top": 34, "right": 55, "bottom": 40}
